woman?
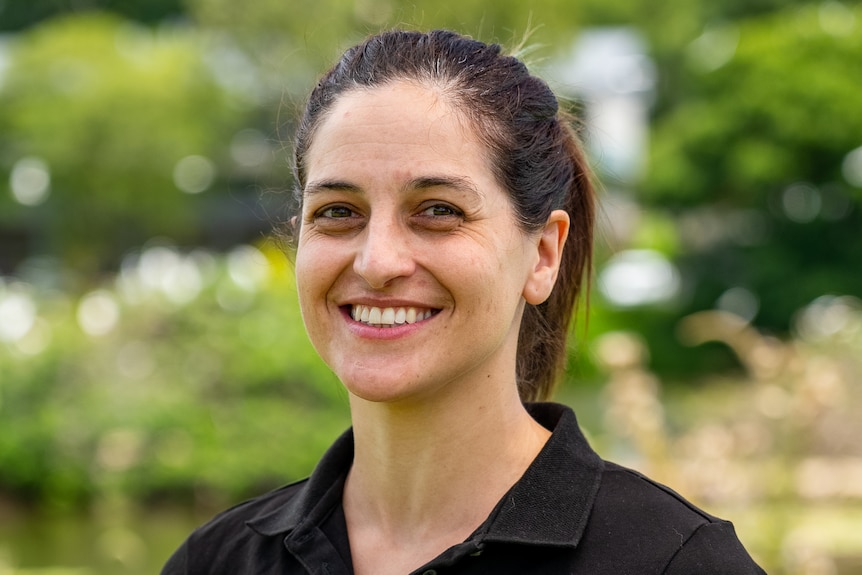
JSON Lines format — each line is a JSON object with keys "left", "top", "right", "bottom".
{"left": 162, "top": 30, "right": 765, "bottom": 574}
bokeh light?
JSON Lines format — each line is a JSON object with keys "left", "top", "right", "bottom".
{"left": 782, "top": 183, "right": 822, "bottom": 223}
{"left": 118, "top": 245, "right": 208, "bottom": 305}
{"left": 842, "top": 146, "right": 862, "bottom": 188}
{"left": 819, "top": 0, "right": 857, "bottom": 37}
{"left": 687, "top": 24, "right": 739, "bottom": 73}
{"left": 226, "top": 244, "right": 269, "bottom": 292}
{"left": 794, "top": 295, "right": 861, "bottom": 343}
{"left": 172, "top": 154, "right": 216, "bottom": 194}
{"left": 598, "top": 249, "right": 681, "bottom": 307}
{"left": 77, "top": 289, "right": 120, "bottom": 336}
{"left": 716, "top": 286, "right": 760, "bottom": 323}
{"left": 9, "top": 156, "right": 51, "bottom": 206}
{"left": 230, "top": 128, "right": 271, "bottom": 168}
{"left": 0, "top": 282, "right": 36, "bottom": 342}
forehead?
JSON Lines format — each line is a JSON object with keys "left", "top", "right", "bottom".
{"left": 304, "top": 82, "right": 493, "bottom": 187}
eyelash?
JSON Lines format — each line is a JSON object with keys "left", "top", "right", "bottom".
{"left": 417, "top": 204, "right": 464, "bottom": 218}
{"left": 419, "top": 203, "right": 463, "bottom": 218}
{"left": 308, "top": 201, "right": 465, "bottom": 235}
{"left": 312, "top": 203, "right": 463, "bottom": 220}
{"left": 319, "top": 205, "right": 355, "bottom": 219}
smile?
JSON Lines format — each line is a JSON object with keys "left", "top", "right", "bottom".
{"left": 350, "top": 305, "right": 435, "bottom": 327}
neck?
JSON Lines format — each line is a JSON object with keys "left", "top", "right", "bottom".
{"left": 344, "top": 380, "right": 550, "bottom": 542}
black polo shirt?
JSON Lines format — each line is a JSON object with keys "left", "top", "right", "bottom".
{"left": 161, "top": 403, "right": 766, "bottom": 574}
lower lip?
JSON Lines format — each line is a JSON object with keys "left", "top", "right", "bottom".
{"left": 341, "top": 307, "right": 434, "bottom": 340}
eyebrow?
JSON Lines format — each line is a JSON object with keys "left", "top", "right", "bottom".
{"left": 302, "top": 180, "right": 362, "bottom": 196}
{"left": 303, "top": 175, "right": 483, "bottom": 199}
{"left": 407, "top": 175, "right": 482, "bottom": 199}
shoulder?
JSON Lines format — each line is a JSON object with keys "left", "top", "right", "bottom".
{"left": 578, "top": 462, "right": 765, "bottom": 574}
{"left": 596, "top": 462, "right": 718, "bottom": 527}
{"left": 197, "top": 479, "right": 309, "bottom": 539}
{"left": 160, "top": 480, "right": 309, "bottom": 575}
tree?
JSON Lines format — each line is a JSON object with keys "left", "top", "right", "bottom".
{"left": 184, "top": 0, "right": 592, "bottom": 101}
{"left": 0, "top": 12, "right": 251, "bottom": 276}
{"left": 643, "top": 3, "right": 862, "bottom": 333}
{"left": 0, "top": 0, "right": 184, "bottom": 32}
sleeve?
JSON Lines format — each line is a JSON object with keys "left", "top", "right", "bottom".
{"left": 664, "top": 521, "right": 767, "bottom": 575}
{"left": 160, "top": 540, "right": 189, "bottom": 575}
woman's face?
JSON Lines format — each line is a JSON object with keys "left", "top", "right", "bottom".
{"left": 295, "top": 82, "right": 562, "bottom": 404}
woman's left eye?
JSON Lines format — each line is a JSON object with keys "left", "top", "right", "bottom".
{"left": 412, "top": 203, "right": 464, "bottom": 232}
{"left": 420, "top": 204, "right": 462, "bottom": 217}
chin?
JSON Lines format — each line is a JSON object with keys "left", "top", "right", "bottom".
{"left": 343, "top": 381, "right": 416, "bottom": 404}
{"left": 340, "top": 372, "right": 439, "bottom": 406}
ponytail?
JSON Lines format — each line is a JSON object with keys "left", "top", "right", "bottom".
{"left": 516, "top": 118, "right": 595, "bottom": 402}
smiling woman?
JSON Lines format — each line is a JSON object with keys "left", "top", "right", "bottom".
{"left": 294, "top": 81, "right": 565, "bottom": 407}
{"left": 161, "top": 29, "right": 766, "bottom": 575}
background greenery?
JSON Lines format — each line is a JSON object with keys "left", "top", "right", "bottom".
{"left": 1, "top": 1, "right": 861, "bottom": 574}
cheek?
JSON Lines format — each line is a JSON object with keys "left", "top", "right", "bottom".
{"left": 296, "top": 232, "right": 336, "bottom": 277}
{"left": 455, "top": 254, "right": 512, "bottom": 315}
{"left": 293, "top": 251, "right": 312, "bottom": 296}
{"left": 294, "top": 237, "right": 353, "bottom": 317}
{"left": 294, "top": 245, "right": 328, "bottom": 311}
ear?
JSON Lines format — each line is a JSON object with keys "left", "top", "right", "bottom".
{"left": 523, "top": 209, "right": 570, "bottom": 305}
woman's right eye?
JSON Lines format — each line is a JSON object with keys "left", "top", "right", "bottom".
{"left": 319, "top": 205, "right": 354, "bottom": 219}
{"left": 308, "top": 204, "right": 364, "bottom": 234}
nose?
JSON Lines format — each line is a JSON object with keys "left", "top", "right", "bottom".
{"left": 353, "top": 218, "right": 416, "bottom": 289}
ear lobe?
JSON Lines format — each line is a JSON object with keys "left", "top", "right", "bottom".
{"left": 523, "top": 209, "right": 570, "bottom": 305}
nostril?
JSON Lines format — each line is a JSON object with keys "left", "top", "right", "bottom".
{"left": 354, "top": 235, "right": 416, "bottom": 287}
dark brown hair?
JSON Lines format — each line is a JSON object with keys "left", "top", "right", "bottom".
{"left": 291, "top": 29, "right": 596, "bottom": 402}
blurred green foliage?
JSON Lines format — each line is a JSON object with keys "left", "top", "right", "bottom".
{"left": 634, "top": 3, "right": 862, "bottom": 373}
{"left": 0, "top": 12, "right": 253, "bottom": 276}
{"left": 0, "top": 0, "right": 184, "bottom": 32}
{"left": 0, "top": 243, "right": 349, "bottom": 510}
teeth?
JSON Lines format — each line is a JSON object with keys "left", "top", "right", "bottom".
{"left": 351, "top": 305, "right": 434, "bottom": 327}
{"left": 368, "top": 307, "right": 382, "bottom": 324}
